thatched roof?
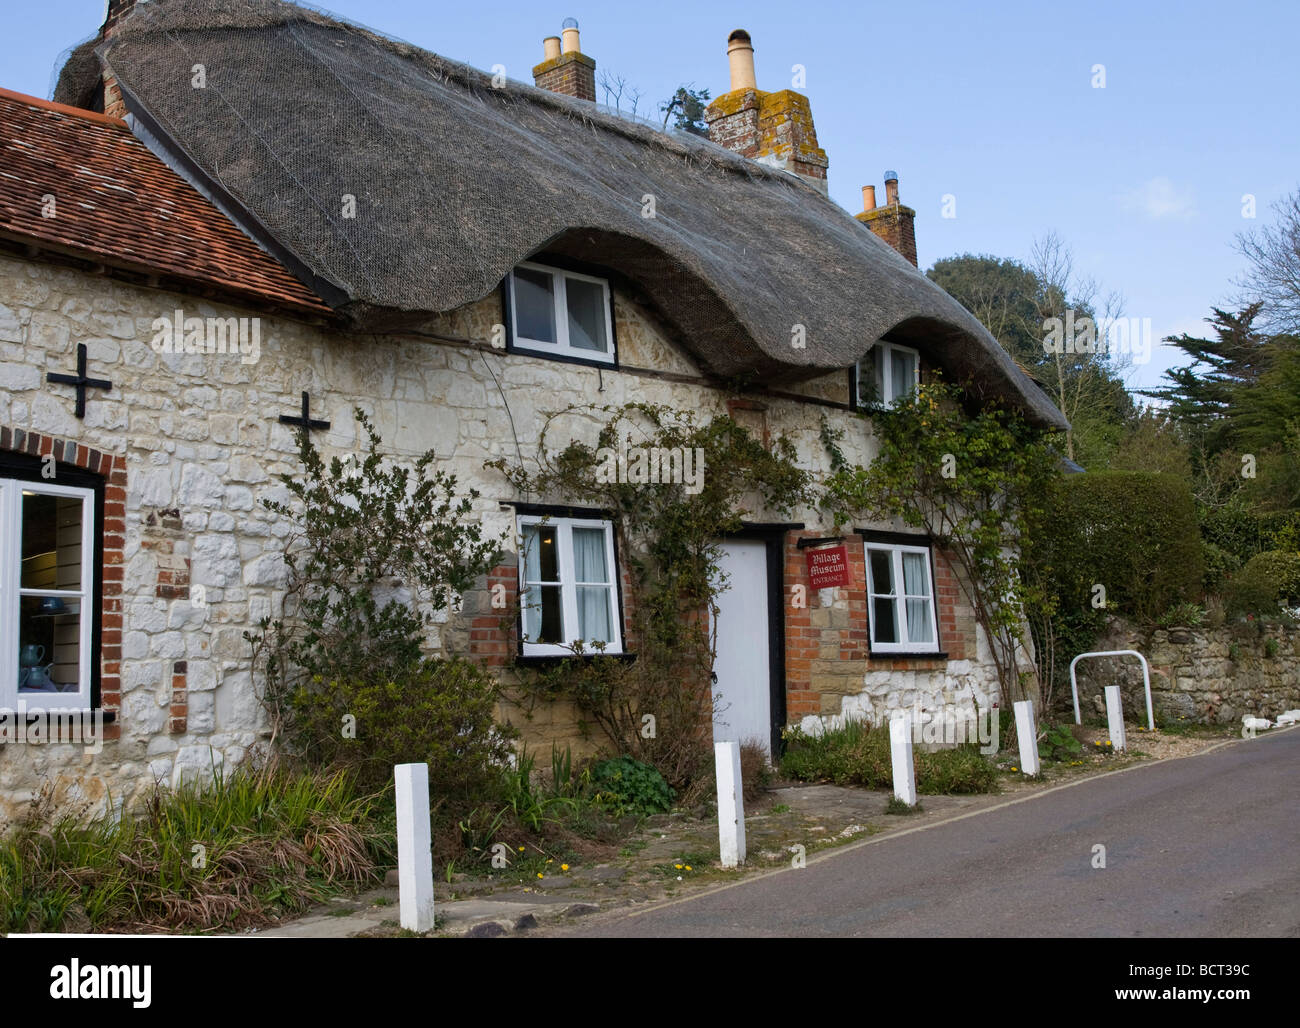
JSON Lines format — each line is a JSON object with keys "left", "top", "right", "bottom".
{"left": 55, "top": 0, "right": 1067, "bottom": 428}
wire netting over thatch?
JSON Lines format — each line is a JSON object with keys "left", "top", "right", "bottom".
{"left": 55, "top": 0, "right": 1066, "bottom": 426}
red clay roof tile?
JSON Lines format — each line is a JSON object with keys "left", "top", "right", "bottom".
{"left": 0, "top": 87, "right": 329, "bottom": 315}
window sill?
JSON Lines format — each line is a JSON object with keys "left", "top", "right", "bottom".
{"left": 867, "top": 651, "right": 947, "bottom": 662}
{"left": 513, "top": 652, "right": 637, "bottom": 669}
{"left": 506, "top": 345, "right": 617, "bottom": 370}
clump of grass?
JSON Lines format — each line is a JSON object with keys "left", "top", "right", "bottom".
{"left": 884, "top": 796, "right": 923, "bottom": 815}
{"left": 0, "top": 761, "right": 390, "bottom": 934}
{"left": 780, "top": 720, "right": 997, "bottom": 795}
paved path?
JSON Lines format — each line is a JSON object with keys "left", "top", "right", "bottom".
{"left": 565, "top": 728, "right": 1300, "bottom": 937}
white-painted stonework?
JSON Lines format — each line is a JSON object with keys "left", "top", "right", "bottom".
{"left": 0, "top": 253, "right": 1003, "bottom": 821}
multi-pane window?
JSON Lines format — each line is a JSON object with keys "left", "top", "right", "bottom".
{"left": 507, "top": 262, "right": 615, "bottom": 364}
{"left": 517, "top": 516, "right": 622, "bottom": 656}
{"left": 0, "top": 476, "right": 96, "bottom": 710}
{"left": 855, "top": 341, "right": 920, "bottom": 408}
{"left": 865, "top": 541, "right": 938, "bottom": 653}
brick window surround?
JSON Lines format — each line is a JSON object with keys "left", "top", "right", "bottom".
{"left": 0, "top": 427, "right": 123, "bottom": 740}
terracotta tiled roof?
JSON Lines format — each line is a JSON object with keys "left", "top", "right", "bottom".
{"left": 0, "top": 87, "right": 329, "bottom": 315}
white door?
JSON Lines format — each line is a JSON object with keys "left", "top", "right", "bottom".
{"left": 712, "top": 539, "right": 772, "bottom": 758}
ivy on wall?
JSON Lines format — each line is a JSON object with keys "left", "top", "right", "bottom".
{"left": 822, "top": 378, "right": 1063, "bottom": 709}
{"left": 487, "top": 402, "right": 811, "bottom": 785}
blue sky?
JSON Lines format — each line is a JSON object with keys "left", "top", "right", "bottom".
{"left": 7, "top": 0, "right": 1298, "bottom": 392}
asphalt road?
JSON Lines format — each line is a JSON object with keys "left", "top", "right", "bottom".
{"left": 572, "top": 728, "right": 1300, "bottom": 937}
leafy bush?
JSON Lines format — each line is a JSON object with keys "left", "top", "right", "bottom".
{"left": 1227, "top": 550, "right": 1300, "bottom": 616}
{"left": 0, "top": 764, "right": 388, "bottom": 934}
{"left": 254, "top": 408, "right": 502, "bottom": 749}
{"left": 1043, "top": 471, "right": 1203, "bottom": 623}
{"left": 1038, "top": 723, "right": 1084, "bottom": 762}
{"left": 1200, "top": 540, "right": 1243, "bottom": 595}
{"left": 287, "top": 657, "right": 514, "bottom": 800}
{"left": 1200, "top": 502, "right": 1300, "bottom": 591}
{"left": 1156, "top": 601, "right": 1206, "bottom": 628}
{"left": 915, "top": 746, "right": 998, "bottom": 794}
{"left": 779, "top": 720, "right": 997, "bottom": 795}
{"left": 590, "top": 756, "right": 675, "bottom": 816}
{"left": 1262, "top": 510, "right": 1300, "bottom": 552}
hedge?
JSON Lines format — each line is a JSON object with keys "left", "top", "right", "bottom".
{"left": 1044, "top": 471, "right": 1203, "bottom": 623}
{"left": 1227, "top": 550, "right": 1300, "bottom": 615}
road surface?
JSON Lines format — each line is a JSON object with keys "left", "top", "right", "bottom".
{"left": 569, "top": 728, "right": 1300, "bottom": 936}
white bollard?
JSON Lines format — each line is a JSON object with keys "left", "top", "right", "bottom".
{"left": 394, "top": 762, "right": 435, "bottom": 933}
{"left": 714, "top": 741, "right": 746, "bottom": 868}
{"left": 1014, "top": 699, "right": 1040, "bottom": 776}
{"left": 1105, "top": 685, "right": 1127, "bottom": 752}
{"left": 889, "top": 714, "right": 917, "bottom": 807}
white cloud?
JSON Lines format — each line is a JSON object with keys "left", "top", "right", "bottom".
{"left": 1120, "top": 177, "right": 1197, "bottom": 220}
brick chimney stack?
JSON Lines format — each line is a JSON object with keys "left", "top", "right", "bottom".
{"left": 99, "top": 0, "right": 141, "bottom": 119}
{"left": 532, "top": 18, "right": 596, "bottom": 102}
{"left": 856, "top": 171, "right": 917, "bottom": 266}
{"left": 704, "top": 29, "right": 828, "bottom": 195}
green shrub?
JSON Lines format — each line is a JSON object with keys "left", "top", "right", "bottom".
{"left": 1038, "top": 723, "right": 1084, "bottom": 762}
{"left": 590, "top": 756, "right": 675, "bottom": 816}
{"left": 287, "top": 657, "right": 514, "bottom": 800}
{"left": 1156, "top": 601, "right": 1206, "bottom": 628}
{"left": 1200, "top": 504, "right": 1300, "bottom": 589}
{"left": 0, "top": 764, "right": 387, "bottom": 934}
{"left": 1200, "top": 541, "right": 1242, "bottom": 595}
{"left": 1260, "top": 510, "right": 1300, "bottom": 553}
{"left": 779, "top": 721, "right": 997, "bottom": 795}
{"left": 1045, "top": 471, "right": 1203, "bottom": 623}
{"left": 915, "top": 746, "right": 998, "bottom": 794}
{"left": 1227, "top": 550, "right": 1300, "bottom": 616}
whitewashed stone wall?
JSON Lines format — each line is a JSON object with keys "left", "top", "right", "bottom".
{"left": 0, "top": 253, "right": 904, "bottom": 820}
{"left": 796, "top": 622, "right": 1009, "bottom": 738}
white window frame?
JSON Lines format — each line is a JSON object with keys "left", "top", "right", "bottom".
{"left": 0, "top": 477, "right": 96, "bottom": 711}
{"left": 517, "top": 515, "right": 623, "bottom": 656}
{"left": 507, "top": 261, "right": 616, "bottom": 365}
{"left": 864, "top": 540, "right": 939, "bottom": 654}
{"left": 855, "top": 341, "right": 920, "bottom": 408}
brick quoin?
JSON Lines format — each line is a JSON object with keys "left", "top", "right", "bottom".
{"left": 0, "top": 428, "right": 124, "bottom": 740}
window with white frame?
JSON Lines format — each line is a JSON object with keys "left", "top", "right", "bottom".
{"left": 517, "top": 515, "right": 622, "bottom": 656}
{"left": 507, "top": 261, "right": 615, "bottom": 364}
{"left": 0, "top": 474, "right": 97, "bottom": 711}
{"left": 855, "top": 341, "right": 920, "bottom": 408}
{"left": 864, "top": 540, "right": 938, "bottom": 653}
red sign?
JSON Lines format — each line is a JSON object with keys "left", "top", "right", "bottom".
{"left": 805, "top": 545, "right": 851, "bottom": 589}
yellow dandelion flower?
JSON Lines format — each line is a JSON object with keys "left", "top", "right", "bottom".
{"left": 517, "top": 846, "right": 525, "bottom": 852}
{"left": 685, "top": 865, "right": 692, "bottom": 871}
{"left": 536, "top": 872, "right": 544, "bottom": 879}
{"left": 561, "top": 864, "right": 569, "bottom": 871}
{"left": 674, "top": 864, "right": 683, "bottom": 869}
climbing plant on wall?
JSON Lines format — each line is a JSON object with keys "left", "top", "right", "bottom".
{"left": 487, "top": 402, "right": 812, "bottom": 786}
{"left": 822, "top": 378, "right": 1063, "bottom": 709}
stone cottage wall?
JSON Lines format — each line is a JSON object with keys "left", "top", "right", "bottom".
{"left": 0, "top": 252, "right": 1001, "bottom": 819}
{"left": 1074, "top": 620, "right": 1300, "bottom": 725}
{"left": 790, "top": 540, "right": 1006, "bottom": 736}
